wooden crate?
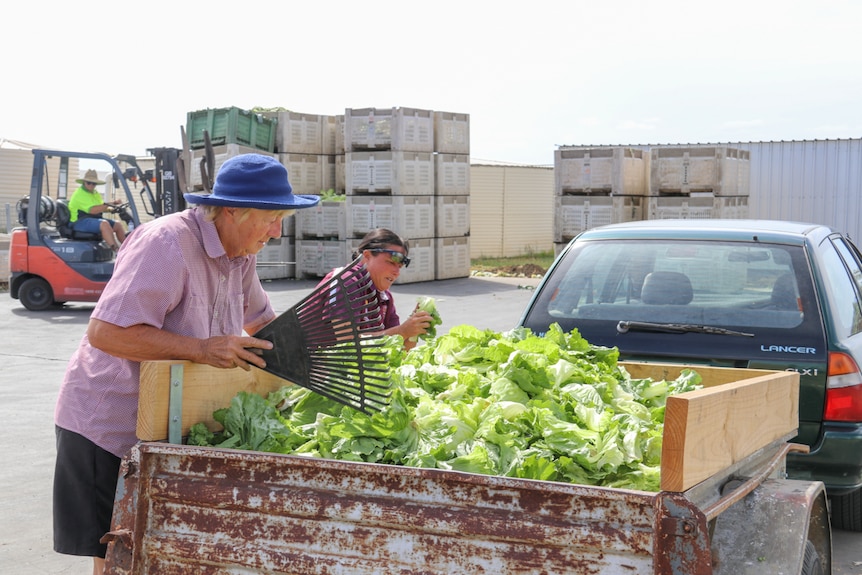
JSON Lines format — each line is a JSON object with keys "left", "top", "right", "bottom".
{"left": 137, "top": 361, "right": 798, "bottom": 494}
{"left": 621, "top": 362, "right": 798, "bottom": 492}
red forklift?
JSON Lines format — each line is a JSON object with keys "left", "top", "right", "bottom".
{"left": 9, "top": 146, "right": 197, "bottom": 310}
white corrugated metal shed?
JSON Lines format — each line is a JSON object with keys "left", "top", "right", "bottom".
{"left": 731, "top": 139, "right": 862, "bottom": 242}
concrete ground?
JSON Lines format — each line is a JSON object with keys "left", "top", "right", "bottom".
{"left": 1, "top": 274, "right": 860, "bottom": 574}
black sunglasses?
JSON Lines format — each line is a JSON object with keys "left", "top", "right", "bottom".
{"left": 84, "top": 181, "right": 97, "bottom": 186}
{"left": 370, "top": 248, "right": 410, "bottom": 268}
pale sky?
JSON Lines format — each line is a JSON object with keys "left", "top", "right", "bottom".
{"left": 3, "top": 0, "right": 860, "bottom": 166}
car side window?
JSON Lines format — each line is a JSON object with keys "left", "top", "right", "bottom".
{"left": 822, "top": 238, "right": 862, "bottom": 337}
{"left": 832, "top": 237, "right": 862, "bottom": 297}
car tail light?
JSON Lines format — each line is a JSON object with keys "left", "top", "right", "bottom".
{"left": 824, "top": 351, "right": 862, "bottom": 422}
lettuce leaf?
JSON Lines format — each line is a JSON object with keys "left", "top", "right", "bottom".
{"left": 415, "top": 296, "right": 442, "bottom": 339}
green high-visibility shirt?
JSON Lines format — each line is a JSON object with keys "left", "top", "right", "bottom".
{"left": 68, "top": 186, "right": 104, "bottom": 223}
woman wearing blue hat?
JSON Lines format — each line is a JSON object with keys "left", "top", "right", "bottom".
{"left": 52, "top": 154, "right": 319, "bottom": 575}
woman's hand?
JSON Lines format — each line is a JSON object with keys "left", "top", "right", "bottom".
{"left": 400, "top": 309, "right": 432, "bottom": 341}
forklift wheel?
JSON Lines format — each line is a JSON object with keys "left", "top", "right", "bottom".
{"left": 19, "top": 277, "right": 55, "bottom": 311}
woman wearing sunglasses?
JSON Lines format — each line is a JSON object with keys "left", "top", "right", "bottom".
{"left": 319, "top": 228, "right": 433, "bottom": 350}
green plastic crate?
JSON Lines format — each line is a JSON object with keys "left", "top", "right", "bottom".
{"left": 186, "top": 107, "right": 277, "bottom": 152}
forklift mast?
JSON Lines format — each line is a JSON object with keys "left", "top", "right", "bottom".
{"left": 149, "top": 147, "right": 187, "bottom": 217}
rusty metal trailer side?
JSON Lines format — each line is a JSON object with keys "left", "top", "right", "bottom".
{"left": 105, "top": 443, "right": 714, "bottom": 574}
{"left": 103, "top": 441, "right": 829, "bottom": 575}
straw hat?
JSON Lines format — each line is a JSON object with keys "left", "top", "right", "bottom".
{"left": 75, "top": 169, "right": 106, "bottom": 185}
{"left": 184, "top": 154, "right": 319, "bottom": 210}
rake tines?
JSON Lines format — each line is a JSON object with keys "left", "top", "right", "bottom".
{"left": 254, "top": 257, "right": 392, "bottom": 413}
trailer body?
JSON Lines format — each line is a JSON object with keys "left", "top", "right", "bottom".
{"left": 103, "top": 361, "right": 832, "bottom": 574}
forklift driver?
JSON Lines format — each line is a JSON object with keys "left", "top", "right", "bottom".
{"left": 68, "top": 169, "right": 127, "bottom": 251}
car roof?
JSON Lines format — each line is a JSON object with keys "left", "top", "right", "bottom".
{"left": 575, "top": 219, "right": 836, "bottom": 245}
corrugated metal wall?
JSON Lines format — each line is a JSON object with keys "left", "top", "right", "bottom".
{"left": 728, "top": 139, "right": 862, "bottom": 242}
{"left": 469, "top": 164, "right": 554, "bottom": 258}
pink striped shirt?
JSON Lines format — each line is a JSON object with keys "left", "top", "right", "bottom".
{"left": 55, "top": 207, "right": 276, "bottom": 457}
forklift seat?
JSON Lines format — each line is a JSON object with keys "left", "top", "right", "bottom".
{"left": 54, "top": 200, "right": 102, "bottom": 241}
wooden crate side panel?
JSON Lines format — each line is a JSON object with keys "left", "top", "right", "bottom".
{"left": 660, "top": 370, "right": 799, "bottom": 492}
{"left": 137, "top": 361, "right": 291, "bottom": 441}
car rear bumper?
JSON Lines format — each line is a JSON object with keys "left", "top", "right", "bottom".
{"left": 786, "top": 422, "right": 862, "bottom": 495}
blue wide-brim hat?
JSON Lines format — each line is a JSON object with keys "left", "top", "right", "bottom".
{"left": 184, "top": 154, "right": 320, "bottom": 210}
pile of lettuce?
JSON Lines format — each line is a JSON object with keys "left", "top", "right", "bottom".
{"left": 188, "top": 323, "right": 701, "bottom": 491}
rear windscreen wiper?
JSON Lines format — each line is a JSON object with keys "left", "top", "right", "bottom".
{"left": 616, "top": 321, "right": 754, "bottom": 337}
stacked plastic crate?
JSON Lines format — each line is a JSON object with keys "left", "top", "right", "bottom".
{"left": 646, "top": 146, "right": 750, "bottom": 219}
{"left": 185, "top": 107, "right": 278, "bottom": 192}
{"left": 339, "top": 107, "right": 434, "bottom": 284}
{"left": 553, "top": 147, "right": 648, "bottom": 253}
{"left": 432, "top": 111, "right": 471, "bottom": 280}
{"left": 185, "top": 105, "right": 471, "bottom": 284}
{"left": 184, "top": 107, "right": 293, "bottom": 280}
{"left": 271, "top": 112, "right": 342, "bottom": 280}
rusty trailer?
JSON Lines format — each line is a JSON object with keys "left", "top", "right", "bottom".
{"left": 103, "top": 361, "right": 832, "bottom": 574}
